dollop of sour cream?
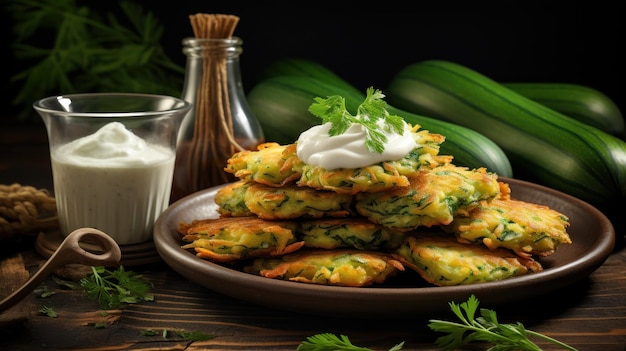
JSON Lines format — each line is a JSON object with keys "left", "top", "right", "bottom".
{"left": 55, "top": 122, "right": 171, "bottom": 166}
{"left": 296, "top": 120, "right": 417, "bottom": 169}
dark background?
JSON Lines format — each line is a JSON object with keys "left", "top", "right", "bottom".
{"left": 2, "top": 3, "right": 623, "bottom": 126}
{"left": 1, "top": 3, "right": 624, "bottom": 249}
{"left": 155, "top": 5, "right": 623, "bottom": 119}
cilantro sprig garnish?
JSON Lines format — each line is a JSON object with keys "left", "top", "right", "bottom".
{"left": 38, "top": 305, "right": 58, "bottom": 318}
{"left": 307, "top": 87, "right": 405, "bottom": 154}
{"left": 298, "top": 295, "right": 577, "bottom": 351}
{"left": 429, "top": 294, "right": 577, "bottom": 350}
{"left": 79, "top": 266, "right": 154, "bottom": 310}
{"left": 298, "top": 333, "right": 404, "bottom": 351}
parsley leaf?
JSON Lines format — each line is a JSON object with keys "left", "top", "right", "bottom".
{"left": 297, "top": 333, "right": 404, "bottom": 351}
{"left": 79, "top": 266, "right": 154, "bottom": 310}
{"left": 33, "top": 284, "right": 56, "bottom": 298}
{"left": 308, "top": 87, "right": 405, "bottom": 154}
{"left": 428, "top": 294, "right": 578, "bottom": 351}
{"left": 301, "top": 295, "right": 577, "bottom": 350}
{"left": 38, "top": 305, "right": 58, "bottom": 318}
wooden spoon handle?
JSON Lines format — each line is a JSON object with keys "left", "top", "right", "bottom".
{"left": 0, "top": 228, "right": 121, "bottom": 312}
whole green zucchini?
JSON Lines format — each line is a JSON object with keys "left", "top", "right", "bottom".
{"left": 262, "top": 58, "right": 625, "bottom": 138}
{"left": 386, "top": 59, "right": 626, "bottom": 206}
{"left": 503, "top": 82, "right": 624, "bottom": 138}
{"left": 258, "top": 57, "right": 357, "bottom": 93}
{"left": 246, "top": 74, "right": 513, "bottom": 177}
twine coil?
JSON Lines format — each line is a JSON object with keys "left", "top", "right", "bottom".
{"left": 0, "top": 183, "right": 59, "bottom": 240}
{"left": 183, "top": 13, "right": 243, "bottom": 189}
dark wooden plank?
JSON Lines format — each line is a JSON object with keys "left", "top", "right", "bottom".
{"left": 1, "top": 124, "right": 625, "bottom": 350}
{"left": 0, "top": 250, "right": 624, "bottom": 350}
{"left": 0, "top": 254, "right": 30, "bottom": 327}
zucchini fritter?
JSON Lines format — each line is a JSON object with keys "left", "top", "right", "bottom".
{"left": 445, "top": 196, "right": 571, "bottom": 257}
{"left": 298, "top": 217, "right": 405, "bottom": 250}
{"left": 179, "top": 217, "right": 304, "bottom": 262}
{"left": 355, "top": 164, "right": 501, "bottom": 231}
{"left": 297, "top": 127, "right": 453, "bottom": 194}
{"left": 224, "top": 142, "right": 304, "bottom": 187}
{"left": 243, "top": 249, "right": 405, "bottom": 287}
{"left": 214, "top": 180, "right": 253, "bottom": 217}
{"left": 244, "top": 182, "right": 355, "bottom": 220}
{"left": 393, "top": 233, "right": 542, "bottom": 286}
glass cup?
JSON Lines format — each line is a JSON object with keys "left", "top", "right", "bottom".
{"left": 34, "top": 93, "right": 191, "bottom": 245}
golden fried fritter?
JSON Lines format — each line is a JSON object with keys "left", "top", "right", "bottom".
{"left": 214, "top": 180, "right": 253, "bottom": 217}
{"left": 298, "top": 217, "right": 405, "bottom": 250}
{"left": 297, "top": 127, "right": 453, "bottom": 194}
{"left": 393, "top": 233, "right": 542, "bottom": 286}
{"left": 179, "top": 217, "right": 304, "bottom": 262}
{"left": 243, "top": 249, "right": 405, "bottom": 287}
{"left": 355, "top": 164, "right": 501, "bottom": 231}
{"left": 444, "top": 196, "right": 571, "bottom": 257}
{"left": 243, "top": 182, "right": 355, "bottom": 220}
{"left": 223, "top": 126, "right": 453, "bottom": 195}
{"left": 224, "top": 142, "right": 304, "bottom": 187}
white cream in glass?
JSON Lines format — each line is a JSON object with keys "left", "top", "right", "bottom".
{"left": 34, "top": 93, "right": 191, "bottom": 245}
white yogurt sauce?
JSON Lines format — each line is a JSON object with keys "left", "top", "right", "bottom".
{"left": 296, "top": 120, "right": 416, "bottom": 169}
{"left": 51, "top": 122, "right": 175, "bottom": 245}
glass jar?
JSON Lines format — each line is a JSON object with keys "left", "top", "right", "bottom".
{"left": 35, "top": 93, "right": 190, "bottom": 244}
{"left": 171, "top": 37, "right": 264, "bottom": 202}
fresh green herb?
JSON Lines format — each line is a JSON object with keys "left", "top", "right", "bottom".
{"left": 79, "top": 265, "right": 154, "bottom": 310}
{"left": 6, "top": 0, "right": 184, "bottom": 121}
{"left": 301, "top": 295, "right": 576, "bottom": 350}
{"left": 297, "top": 333, "right": 404, "bottom": 351}
{"left": 175, "top": 330, "right": 216, "bottom": 341}
{"left": 428, "top": 294, "right": 577, "bottom": 351}
{"left": 87, "top": 322, "right": 108, "bottom": 329}
{"left": 33, "top": 285, "right": 55, "bottom": 298}
{"left": 141, "top": 328, "right": 215, "bottom": 341}
{"left": 141, "top": 329, "right": 162, "bottom": 337}
{"left": 38, "top": 305, "right": 58, "bottom": 318}
{"left": 308, "top": 87, "right": 405, "bottom": 154}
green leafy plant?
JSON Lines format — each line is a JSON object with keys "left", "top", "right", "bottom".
{"left": 38, "top": 305, "right": 58, "bottom": 318}
{"left": 6, "top": 0, "right": 184, "bottom": 121}
{"left": 429, "top": 294, "right": 577, "bottom": 350}
{"left": 79, "top": 265, "right": 154, "bottom": 310}
{"left": 299, "top": 295, "right": 577, "bottom": 351}
{"left": 298, "top": 333, "right": 403, "bottom": 351}
{"left": 33, "top": 284, "right": 55, "bottom": 298}
{"left": 308, "top": 87, "right": 405, "bottom": 154}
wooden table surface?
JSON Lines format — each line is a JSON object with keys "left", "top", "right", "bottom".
{"left": 1, "top": 124, "right": 625, "bottom": 351}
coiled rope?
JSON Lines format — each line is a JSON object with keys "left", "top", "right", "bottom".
{"left": 0, "top": 183, "right": 58, "bottom": 240}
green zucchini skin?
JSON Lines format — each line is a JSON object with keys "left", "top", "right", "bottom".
{"left": 246, "top": 74, "right": 513, "bottom": 177}
{"left": 261, "top": 58, "right": 626, "bottom": 138}
{"left": 386, "top": 60, "right": 626, "bottom": 206}
{"left": 503, "top": 83, "right": 624, "bottom": 138}
{"left": 257, "top": 58, "right": 357, "bottom": 93}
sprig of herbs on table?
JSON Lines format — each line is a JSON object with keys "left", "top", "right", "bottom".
{"left": 6, "top": 0, "right": 184, "bottom": 121}
{"left": 38, "top": 305, "right": 58, "bottom": 318}
{"left": 308, "top": 87, "right": 405, "bottom": 154}
{"left": 80, "top": 267, "right": 214, "bottom": 340}
{"left": 40, "top": 266, "right": 214, "bottom": 339}
{"left": 79, "top": 265, "right": 154, "bottom": 310}
{"left": 298, "top": 295, "right": 578, "bottom": 351}
{"left": 39, "top": 265, "right": 577, "bottom": 349}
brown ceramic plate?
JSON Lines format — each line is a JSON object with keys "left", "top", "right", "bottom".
{"left": 154, "top": 177, "right": 615, "bottom": 318}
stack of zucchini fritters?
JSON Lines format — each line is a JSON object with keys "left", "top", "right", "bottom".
{"left": 177, "top": 125, "right": 571, "bottom": 287}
